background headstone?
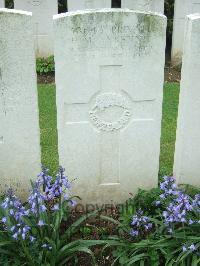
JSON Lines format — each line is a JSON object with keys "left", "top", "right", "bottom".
{"left": 14, "top": 0, "right": 58, "bottom": 57}
{"left": 0, "top": 0, "right": 4, "bottom": 8}
{"left": 67, "top": 0, "right": 111, "bottom": 11}
{"left": 174, "top": 14, "right": 200, "bottom": 187}
{"left": 54, "top": 9, "right": 166, "bottom": 204}
{"left": 172, "top": 0, "right": 200, "bottom": 65}
{"left": 0, "top": 9, "right": 41, "bottom": 196}
{"left": 121, "top": 0, "right": 164, "bottom": 13}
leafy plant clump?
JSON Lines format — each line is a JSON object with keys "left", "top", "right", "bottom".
{"left": 0, "top": 166, "right": 105, "bottom": 265}
{"left": 0, "top": 169, "right": 200, "bottom": 265}
{"left": 36, "top": 56, "right": 55, "bottom": 75}
{"left": 106, "top": 176, "right": 200, "bottom": 265}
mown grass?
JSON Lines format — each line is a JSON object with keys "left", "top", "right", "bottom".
{"left": 37, "top": 84, "right": 59, "bottom": 174}
{"left": 159, "top": 82, "right": 180, "bottom": 177}
{"left": 38, "top": 82, "right": 180, "bottom": 177}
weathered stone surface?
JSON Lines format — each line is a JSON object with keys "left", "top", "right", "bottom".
{"left": 54, "top": 9, "right": 166, "bottom": 204}
{"left": 67, "top": 0, "right": 111, "bottom": 11}
{"left": 121, "top": 0, "right": 164, "bottom": 13}
{"left": 172, "top": 0, "right": 200, "bottom": 65}
{"left": 14, "top": 0, "right": 58, "bottom": 57}
{"left": 174, "top": 14, "right": 200, "bottom": 187}
{"left": 0, "top": 0, "right": 4, "bottom": 8}
{"left": 0, "top": 9, "right": 41, "bottom": 196}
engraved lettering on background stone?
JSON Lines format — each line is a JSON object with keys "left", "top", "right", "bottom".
{"left": 29, "top": 0, "right": 41, "bottom": 6}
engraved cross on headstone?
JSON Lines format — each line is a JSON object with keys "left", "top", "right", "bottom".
{"left": 65, "top": 65, "right": 154, "bottom": 186}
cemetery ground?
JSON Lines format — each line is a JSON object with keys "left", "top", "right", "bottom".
{"left": 1, "top": 6, "right": 200, "bottom": 266}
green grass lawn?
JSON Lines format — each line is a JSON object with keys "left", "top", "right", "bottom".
{"left": 159, "top": 82, "right": 180, "bottom": 177}
{"left": 38, "top": 84, "right": 59, "bottom": 174}
{"left": 38, "top": 82, "right": 180, "bottom": 177}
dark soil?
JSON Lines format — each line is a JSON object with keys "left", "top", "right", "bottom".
{"left": 64, "top": 206, "right": 120, "bottom": 266}
{"left": 164, "top": 65, "right": 181, "bottom": 83}
{"left": 37, "top": 65, "right": 181, "bottom": 85}
{"left": 37, "top": 73, "right": 55, "bottom": 84}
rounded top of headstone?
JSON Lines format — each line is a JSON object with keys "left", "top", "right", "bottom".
{"left": 187, "top": 13, "right": 200, "bottom": 21}
{"left": 0, "top": 8, "right": 32, "bottom": 16}
{"left": 53, "top": 8, "right": 166, "bottom": 21}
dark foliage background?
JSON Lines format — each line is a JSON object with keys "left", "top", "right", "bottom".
{"left": 5, "top": 0, "right": 13, "bottom": 8}
{"left": 165, "top": 0, "right": 175, "bottom": 52}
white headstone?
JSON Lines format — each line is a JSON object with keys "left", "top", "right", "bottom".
{"left": 67, "top": 0, "right": 111, "bottom": 11}
{"left": 54, "top": 9, "right": 166, "bottom": 204}
{"left": 174, "top": 14, "right": 200, "bottom": 187}
{"left": 0, "top": 0, "right": 4, "bottom": 8}
{"left": 0, "top": 9, "right": 41, "bottom": 197}
{"left": 121, "top": 0, "right": 164, "bottom": 13}
{"left": 14, "top": 0, "right": 58, "bottom": 57}
{"left": 172, "top": 0, "right": 200, "bottom": 65}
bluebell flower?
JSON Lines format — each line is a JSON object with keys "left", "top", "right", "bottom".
{"left": 1, "top": 197, "right": 9, "bottom": 209}
{"left": 182, "top": 245, "right": 187, "bottom": 252}
{"left": 1, "top": 217, "right": 7, "bottom": 224}
{"left": 168, "top": 227, "right": 173, "bottom": 234}
{"left": 130, "top": 209, "right": 153, "bottom": 238}
{"left": 189, "top": 219, "right": 194, "bottom": 225}
{"left": 10, "top": 226, "right": 15, "bottom": 232}
{"left": 0, "top": 166, "right": 74, "bottom": 246}
{"left": 37, "top": 166, "right": 52, "bottom": 189}
{"left": 52, "top": 204, "right": 59, "bottom": 211}
{"left": 130, "top": 229, "right": 139, "bottom": 236}
{"left": 12, "top": 233, "right": 18, "bottom": 240}
{"left": 10, "top": 223, "right": 31, "bottom": 241}
{"left": 1, "top": 189, "right": 29, "bottom": 237}
{"left": 44, "top": 167, "right": 72, "bottom": 202}
{"left": 189, "top": 244, "right": 196, "bottom": 251}
{"left": 160, "top": 194, "right": 166, "bottom": 199}
{"left": 63, "top": 193, "right": 68, "bottom": 200}
{"left": 155, "top": 201, "right": 161, "bottom": 206}
{"left": 28, "top": 183, "right": 46, "bottom": 215}
{"left": 192, "top": 194, "right": 200, "bottom": 212}
{"left": 162, "top": 192, "right": 194, "bottom": 226}
{"left": 38, "top": 220, "right": 45, "bottom": 226}
{"left": 159, "top": 176, "right": 178, "bottom": 200}
{"left": 39, "top": 204, "right": 47, "bottom": 212}
{"left": 9, "top": 209, "right": 14, "bottom": 215}
{"left": 42, "top": 243, "right": 52, "bottom": 250}
{"left": 30, "top": 236, "right": 36, "bottom": 242}
{"left": 182, "top": 243, "right": 197, "bottom": 253}
{"left": 69, "top": 200, "right": 77, "bottom": 207}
